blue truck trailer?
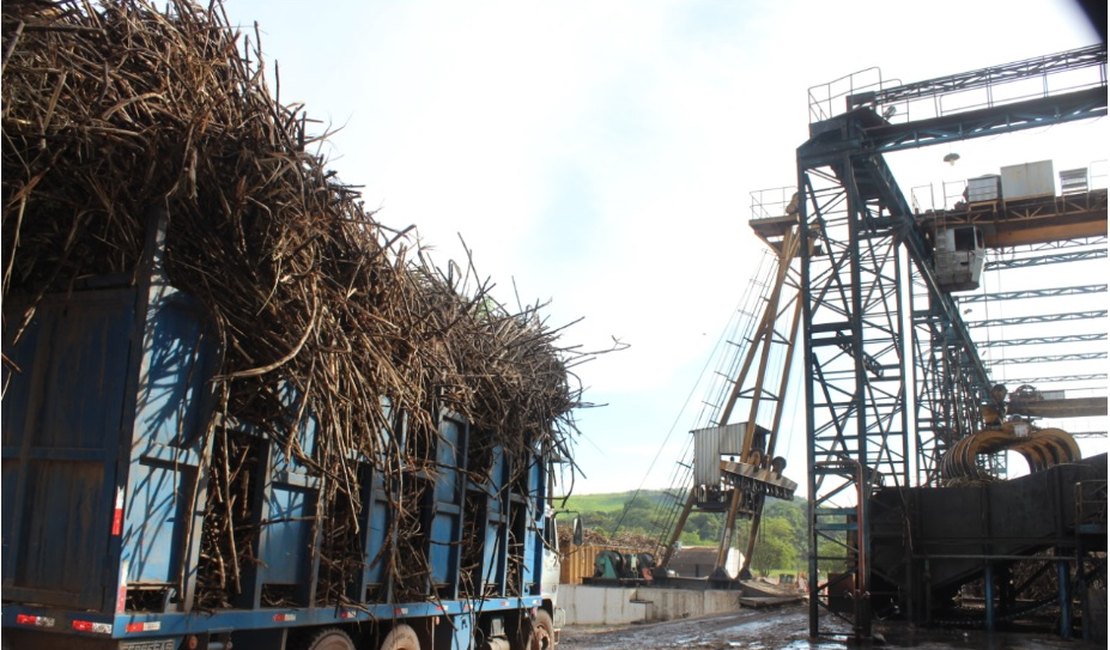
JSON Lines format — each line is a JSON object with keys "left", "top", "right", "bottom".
{"left": 2, "top": 220, "right": 565, "bottom": 649}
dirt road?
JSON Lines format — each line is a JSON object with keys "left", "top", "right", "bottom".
{"left": 559, "top": 603, "right": 1100, "bottom": 649}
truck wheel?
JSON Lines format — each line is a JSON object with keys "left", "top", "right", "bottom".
{"left": 528, "top": 610, "right": 555, "bottom": 650}
{"left": 304, "top": 628, "right": 356, "bottom": 650}
{"left": 380, "top": 623, "right": 420, "bottom": 650}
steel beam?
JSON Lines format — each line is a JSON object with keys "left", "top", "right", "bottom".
{"left": 916, "top": 190, "right": 1108, "bottom": 249}
{"left": 1008, "top": 396, "right": 1108, "bottom": 419}
{"left": 988, "top": 352, "right": 1106, "bottom": 366}
{"left": 861, "top": 87, "right": 1108, "bottom": 154}
{"left": 978, "top": 333, "right": 1106, "bottom": 348}
{"left": 848, "top": 44, "right": 1106, "bottom": 110}
{"left": 1005, "top": 373, "right": 1107, "bottom": 384}
{"left": 985, "top": 248, "right": 1107, "bottom": 270}
{"left": 967, "top": 310, "right": 1107, "bottom": 328}
{"left": 957, "top": 285, "right": 1106, "bottom": 303}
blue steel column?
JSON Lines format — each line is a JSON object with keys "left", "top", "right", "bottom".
{"left": 801, "top": 160, "right": 819, "bottom": 639}
{"left": 802, "top": 146, "right": 913, "bottom": 639}
{"left": 1057, "top": 555, "right": 1072, "bottom": 637}
{"left": 846, "top": 153, "right": 871, "bottom": 641}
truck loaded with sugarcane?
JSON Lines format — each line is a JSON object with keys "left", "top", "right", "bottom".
{"left": 2, "top": 2, "right": 585, "bottom": 649}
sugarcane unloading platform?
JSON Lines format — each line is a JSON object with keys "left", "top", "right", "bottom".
{"left": 868, "top": 453, "right": 1107, "bottom": 635}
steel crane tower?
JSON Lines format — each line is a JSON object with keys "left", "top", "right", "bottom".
{"left": 796, "top": 44, "right": 1108, "bottom": 639}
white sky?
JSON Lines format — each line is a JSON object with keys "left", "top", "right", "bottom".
{"left": 225, "top": 1, "right": 1106, "bottom": 495}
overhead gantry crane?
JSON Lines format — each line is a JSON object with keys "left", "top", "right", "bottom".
{"left": 794, "top": 44, "right": 1106, "bottom": 639}
{"left": 650, "top": 47, "right": 1105, "bottom": 633}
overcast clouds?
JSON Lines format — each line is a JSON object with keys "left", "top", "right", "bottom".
{"left": 225, "top": 0, "right": 1105, "bottom": 495}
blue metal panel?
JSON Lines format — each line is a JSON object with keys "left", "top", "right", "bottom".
{"left": 480, "top": 446, "right": 509, "bottom": 593}
{"left": 4, "top": 596, "right": 547, "bottom": 640}
{"left": 446, "top": 612, "right": 474, "bottom": 650}
{"left": 0, "top": 306, "right": 38, "bottom": 581}
{"left": 0, "top": 457, "right": 18, "bottom": 581}
{"left": 363, "top": 474, "right": 390, "bottom": 594}
{"left": 258, "top": 483, "right": 312, "bottom": 585}
{"left": 2, "top": 290, "right": 135, "bottom": 610}
{"left": 18, "top": 461, "right": 109, "bottom": 597}
{"left": 222, "top": 384, "right": 321, "bottom": 607}
{"left": 123, "top": 462, "right": 184, "bottom": 584}
{"left": 429, "top": 415, "right": 466, "bottom": 594}
{"left": 124, "top": 294, "right": 214, "bottom": 587}
{"left": 133, "top": 296, "right": 213, "bottom": 448}
{"left": 521, "top": 452, "right": 541, "bottom": 594}
{"left": 429, "top": 511, "right": 461, "bottom": 588}
{"left": 1, "top": 302, "right": 41, "bottom": 447}
{"left": 361, "top": 397, "right": 399, "bottom": 600}
{"left": 256, "top": 395, "right": 318, "bottom": 592}
{"left": 33, "top": 294, "right": 135, "bottom": 450}
{"left": 435, "top": 418, "right": 462, "bottom": 504}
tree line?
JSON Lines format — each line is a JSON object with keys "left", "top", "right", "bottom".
{"left": 560, "top": 491, "right": 845, "bottom": 575}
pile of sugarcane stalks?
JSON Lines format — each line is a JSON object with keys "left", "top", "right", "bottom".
{"left": 3, "top": 0, "right": 594, "bottom": 608}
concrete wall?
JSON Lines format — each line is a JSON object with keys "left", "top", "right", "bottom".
{"left": 559, "top": 585, "right": 645, "bottom": 625}
{"left": 559, "top": 585, "right": 741, "bottom": 625}
{"left": 667, "top": 546, "right": 742, "bottom": 579}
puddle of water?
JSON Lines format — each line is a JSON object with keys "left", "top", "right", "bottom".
{"left": 757, "top": 629, "right": 1095, "bottom": 650}
{"left": 719, "top": 618, "right": 786, "bottom": 636}
{"left": 779, "top": 640, "right": 847, "bottom": 650}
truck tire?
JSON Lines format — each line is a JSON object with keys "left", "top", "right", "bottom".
{"left": 528, "top": 610, "right": 555, "bottom": 650}
{"left": 380, "top": 623, "right": 420, "bottom": 650}
{"left": 303, "top": 628, "right": 356, "bottom": 650}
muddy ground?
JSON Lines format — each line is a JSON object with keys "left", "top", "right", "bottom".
{"left": 558, "top": 603, "right": 1104, "bottom": 649}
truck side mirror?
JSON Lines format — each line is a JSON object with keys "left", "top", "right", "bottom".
{"left": 572, "top": 516, "right": 583, "bottom": 546}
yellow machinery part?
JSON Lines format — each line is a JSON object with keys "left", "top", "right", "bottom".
{"left": 940, "top": 426, "right": 1081, "bottom": 483}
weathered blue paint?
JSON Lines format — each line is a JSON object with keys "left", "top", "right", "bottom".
{"left": 3, "top": 289, "right": 138, "bottom": 611}
{"left": 2, "top": 595, "right": 547, "bottom": 639}
{"left": 2, "top": 217, "right": 557, "bottom": 648}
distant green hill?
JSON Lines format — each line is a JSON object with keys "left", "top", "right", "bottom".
{"left": 551, "top": 490, "right": 830, "bottom": 575}
{"left": 556, "top": 489, "right": 671, "bottom": 515}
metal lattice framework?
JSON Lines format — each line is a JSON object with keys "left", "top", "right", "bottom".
{"left": 958, "top": 285, "right": 1106, "bottom": 303}
{"left": 799, "top": 156, "right": 916, "bottom": 638}
{"left": 799, "top": 44, "right": 1108, "bottom": 639}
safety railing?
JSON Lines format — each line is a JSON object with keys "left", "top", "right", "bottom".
{"left": 808, "top": 44, "right": 1106, "bottom": 125}
{"left": 1075, "top": 480, "right": 1108, "bottom": 530}
{"left": 749, "top": 185, "right": 798, "bottom": 221}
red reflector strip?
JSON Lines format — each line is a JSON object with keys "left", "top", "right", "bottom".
{"left": 125, "top": 621, "right": 161, "bottom": 633}
{"left": 272, "top": 613, "right": 296, "bottom": 622}
{"left": 72, "top": 620, "right": 113, "bottom": 634}
{"left": 16, "top": 614, "right": 56, "bottom": 627}
{"left": 111, "top": 488, "right": 124, "bottom": 536}
{"left": 339, "top": 609, "right": 356, "bottom": 619}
